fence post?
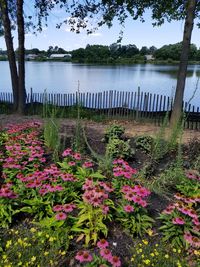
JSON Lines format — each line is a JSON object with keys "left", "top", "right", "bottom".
{"left": 136, "top": 86, "right": 140, "bottom": 120}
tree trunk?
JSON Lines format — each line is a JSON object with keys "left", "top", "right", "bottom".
{"left": 17, "top": 0, "right": 26, "bottom": 114}
{"left": 170, "top": 0, "right": 197, "bottom": 127}
{"left": 0, "top": 0, "right": 19, "bottom": 111}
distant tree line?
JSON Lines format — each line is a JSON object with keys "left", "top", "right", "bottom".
{"left": 1, "top": 42, "right": 200, "bottom": 63}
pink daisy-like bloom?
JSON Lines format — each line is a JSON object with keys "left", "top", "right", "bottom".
{"left": 73, "top": 153, "right": 81, "bottom": 160}
{"left": 110, "top": 256, "right": 121, "bottom": 267}
{"left": 55, "top": 212, "right": 67, "bottom": 220}
{"left": 97, "top": 239, "right": 109, "bottom": 249}
{"left": 82, "top": 161, "right": 94, "bottom": 168}
{"left": 123, "top": 205, "right": 134, "bottom": 213}
{"left": 53, "top": 205, "right": 63, "bottom": 212}
{"left": 100, "top": 248, "right": 112, "bottom": 261}
{"left": 75, "top": 251, "right": 93, "bottom": 263}
{"left": 62, "top": 148, "right": 72, "bottom": 157}
{"left": 172, "top": 217, "right": 185, "bottom": 225}
{"left": 68, "top": 161, "right": 76, "bottom": 166}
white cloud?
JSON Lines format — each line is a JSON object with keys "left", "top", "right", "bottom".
{"left": 89, "top": 32, "right": 102, "bottom": 37}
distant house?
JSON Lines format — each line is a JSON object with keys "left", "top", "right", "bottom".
{"left": 49, "top": 54, "right": 72, "bottom": 59}
{"left": 145, "top": 54, "right": 155, "bottom": 61}
{"left": 26, "top": 54, "right": 38, "bottom": 60}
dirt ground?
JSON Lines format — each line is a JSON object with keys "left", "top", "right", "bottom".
{"left": 0, "top": 114, "right": 200, "bottom": 144}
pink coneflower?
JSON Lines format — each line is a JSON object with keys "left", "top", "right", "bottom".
{"left": 110, "top": 255, "right": 121, "bottom": 267}
{"left": 123, "top": 205, "right": 134, "bottom": 213}
{"left": 97, "top": 239, "right": 109, "bottom": 249}
{"left": 100, "top": 248, "right": 112, "bottom": 261}
{"left": 62, "top": 148, "right": 72, "bottom": 157}
{"left": 75, "top": 250, "right": 93, "bottom": 263}
{"left": 172, "top": 217, "right": 185, "bottom": 225}
{"left": 68, "top": 161, "right": 76, "bottom": 166}
{"left": 53, "top": 205, "right": 63, "bottom": 212}
{"left": 82, "top": 161, "right": 94, "bottom": 168}
{"left": 124, "top": 192, "right": 135, "bottom": 201}
{"left": 55, "top": 212, "right": 67, "bottom": 220}
{"left": 73, "top": 153, "right": 81, "bottom": 160}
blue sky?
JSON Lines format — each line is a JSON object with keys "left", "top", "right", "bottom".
{"left": 0, "top": 6, "right": 200, "bottom": 51}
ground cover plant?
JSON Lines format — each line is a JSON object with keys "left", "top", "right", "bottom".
{"left": 0, "top": 121, "right": 200, "bottom": 267}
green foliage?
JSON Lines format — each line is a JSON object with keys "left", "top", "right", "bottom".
{"left": 135, "top": 135, "right": 154, "bottom": 153}
{"left": 149, "top": 164, "right": 185, "bottom": 196}
{"left": 176, "top": 171, "right": 200, "bottom": 198}
{"left": 71, "top": 201, "right": 113, "bottom": 246}
{"left": 116, "top": 205, "right": 154, "bottom": 236}
{"left": 106, "top": 138, "right": 134, "bottom": 159}
{"left": 104, "top": 124, "right": 125, "bottom": 142}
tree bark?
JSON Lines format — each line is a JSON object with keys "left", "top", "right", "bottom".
{"left": 170, "top": 0, "right": 197, "bottom": 127}
{"left": 17, "top": 0, "right": 26, "bottom": 114}
{"left": 0, "top": 0, "right": 19, "bottom": 111}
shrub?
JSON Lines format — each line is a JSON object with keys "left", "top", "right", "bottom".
{"left": 104, "top": 124, "right": 125, "bottom": 142}
{"left": 106, "top": 138, "right": 134, "bottom": 159}
{"left": 135, "top": 135, "right": 154, "bottom": 153}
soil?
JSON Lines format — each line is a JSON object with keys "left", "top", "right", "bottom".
{"left": 1, "top": 114, "right": 200, "bottom": 144}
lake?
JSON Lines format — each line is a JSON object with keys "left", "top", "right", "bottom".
{"left": 0, "top": 61, "right": 200, "bottom": 107}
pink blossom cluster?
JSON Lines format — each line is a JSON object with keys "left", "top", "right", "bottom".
{"left": 174, "top": 193, "right": 200, "bottom": 204}
{"left": 0, "top": 183, "right": 18, "bottom": 198}
{"left": 53, "top": 203, "right": 76, "bottom": 220}
{"left": 113, "top": 159, "right": 137, "bottom": 179}
{"left": 62, "top": 148, "right": 81, "bottom": 160}
{"left": 97, "top": 239, "right": 121, "bottom": 267}
{"left": 2, "top": 122, "right": 45, "bottom": 173}
{"left": 82, "top": 178, "right": 111, "bottom": 211}
{"left": 185, "top": 170, "right": 200, "bottom": 181}
{"left": 184, "top": 231, "right": 200, "bottom": 248}
{"left": 162, "top": 200, "right": 200, "bottom": 227}
{"left": 75, "top": 250, "right": 93, "bottom": 263}
{"left": 14, "top": 164, "right": 77, "bottom": 195}
{"left": 121, "top": 185, "right": 151, "bottom": 208}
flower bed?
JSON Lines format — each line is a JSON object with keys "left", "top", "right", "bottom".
{"left": 0, "top": 121, "right": 199, "bottom": 267}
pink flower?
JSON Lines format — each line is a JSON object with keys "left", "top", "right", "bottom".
{"left": 53, "top": 205, "right": 63, "bottom": 212}
{"left": 73, "top": 153, "right": 81, "bottom": 160}
{"left": 97, "top": 239, "right": 109, "bottom": 249}
{"left": 172, "top": 217, "right": 185, "bottom": 225}
{"left": 75, "top": 250, "right": 93, "bottom": 263}
{"left": 110, "top": 256, "right": 121, "bottom": 267}
{"left": 82, "top": 161, "right": 94, "bottom": 168}
{"left": 100, "top": 248, "right": 112, "bottom": 261}
{"left": 62, "top": 148, "right": 72, "bottom": 157}
{"left": 123, "top": 205, "right": 134, "bottom": 213}
{"left": 68, "top": 161, "right": 76, "bottom": 166}
{"left": 55, "top": 212, "right": 67, "bottom": 220}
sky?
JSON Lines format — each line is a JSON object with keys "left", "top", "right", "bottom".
{"left": 0, "top": 4, "right": 200, "bottom": 51}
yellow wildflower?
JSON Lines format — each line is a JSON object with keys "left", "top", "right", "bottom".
{"left": 173, "top": 248, "right": 177, "bottom": 253}
{"left": 143, "top": 259, "right": 151, "bottom": 265}
{"left": 31, "top": 256, "right": 36, "bottom": 262}
{"left": 49, "top": 237, "right": 54, "bottom": 242}
{"left": 44, "top": 251, "right": 49, "bottom": 256}
{"left": 142, "top": 240, "right": 148, "bottom": 245}
{"left": 6, "top": 240, "right": 12, "bottom": 248}
{"left": 165, "top": 254, "right": 169, "bottom": 259}
{"left": 30, "top": 228, "right": 36, "bottom": 233}
{"left": 150, "top": 253, "right": 155, "bottom": 257}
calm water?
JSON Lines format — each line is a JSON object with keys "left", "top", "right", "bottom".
{"left": 0, "top": 61, "right": 200, "bottom": 106}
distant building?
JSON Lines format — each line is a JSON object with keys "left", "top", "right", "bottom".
{"left": 49, "top": 54, "right": 72, "bottom": 59}
{"left": 26, "top": 54, "right": 38, "bottom": 60}
{"left": 145, "top": 54, "right": 154, "bottom": 61}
